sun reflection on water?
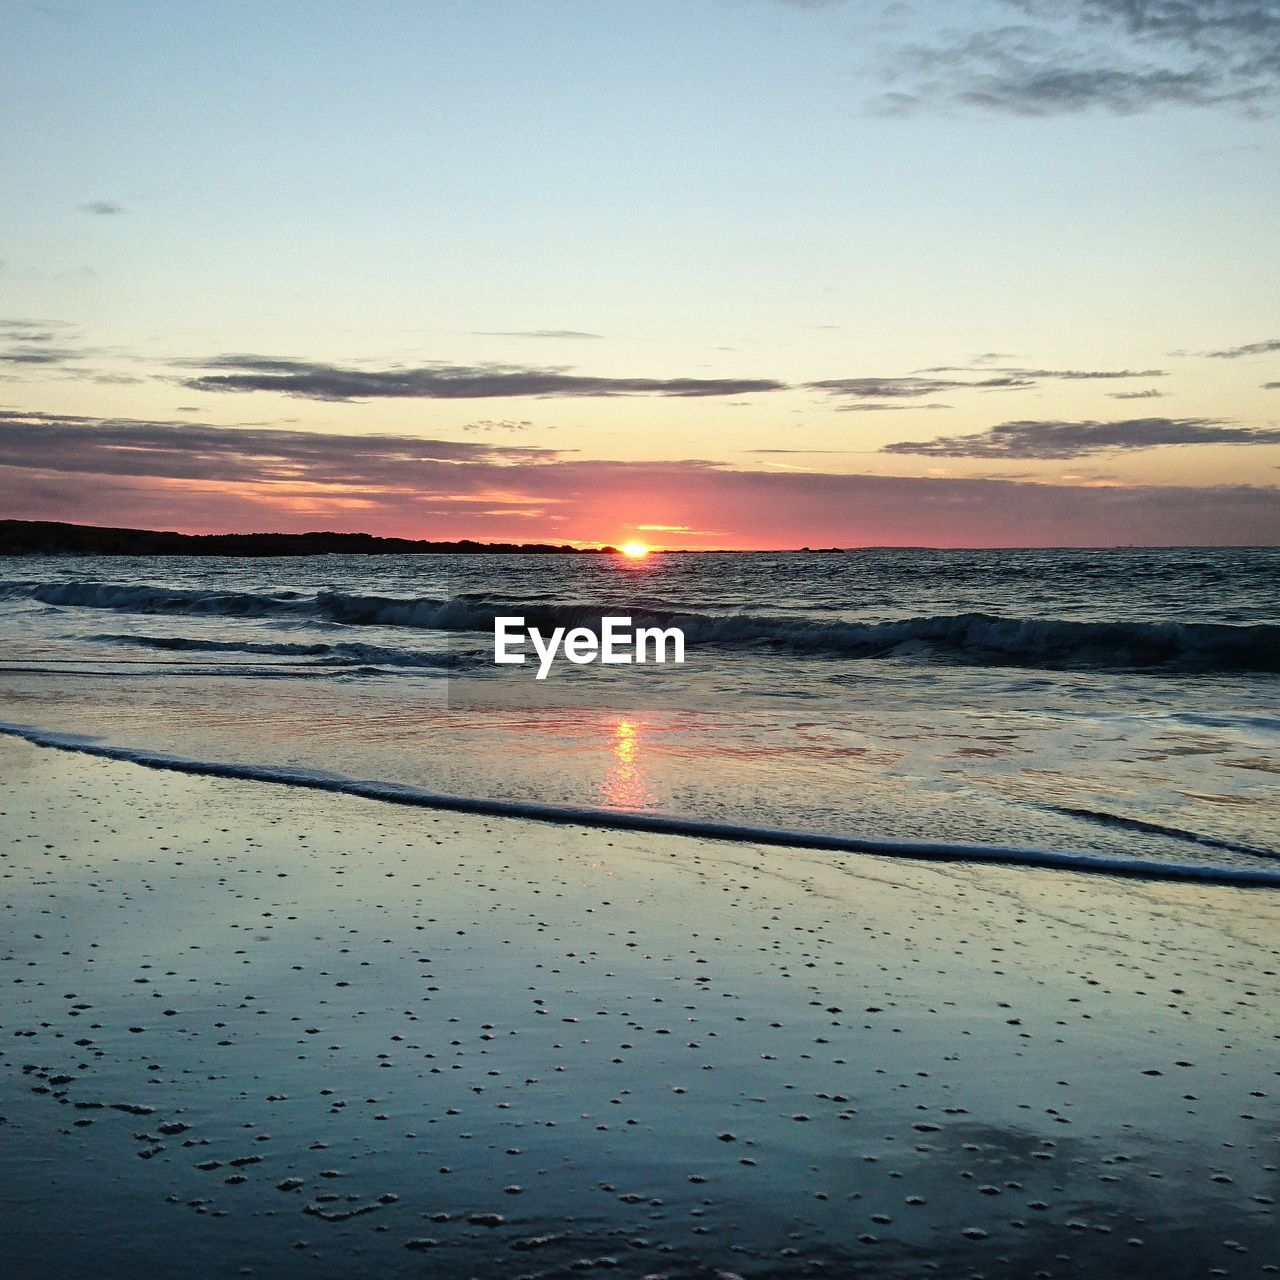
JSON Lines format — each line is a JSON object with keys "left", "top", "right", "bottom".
{"left": 599, "top": 717, "right": 657, "bottom": 809}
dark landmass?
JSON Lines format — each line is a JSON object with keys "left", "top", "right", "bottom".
{"left": 0, "top": 520, "right": 618, "bottom": 557}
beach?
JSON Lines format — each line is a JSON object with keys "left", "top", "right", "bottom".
{"left": 7, "top": 0, "right": 1280, "bottom": 1273}
{"left": 2, "top": 734, "right": 1275, "bottom": 1279}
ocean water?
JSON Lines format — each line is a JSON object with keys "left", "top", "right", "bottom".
{"left": 1, "top": 547, "right": 1277, "bottom": 879}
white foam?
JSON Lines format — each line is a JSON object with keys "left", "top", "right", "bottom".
{"left": 2, "top": 720, "right": 1276, "bottom": 888}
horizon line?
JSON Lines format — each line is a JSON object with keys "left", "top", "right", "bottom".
{"left": 1, "top": 518, "right": 1276, "bottom": 555}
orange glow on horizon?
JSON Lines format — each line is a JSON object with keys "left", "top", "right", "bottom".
{"left": 619, "top": 541, "right": 651, "bottom": 559}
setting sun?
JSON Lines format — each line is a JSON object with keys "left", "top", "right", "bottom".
{"left": 619, "top": 541, "right": 651, "bottom": 559}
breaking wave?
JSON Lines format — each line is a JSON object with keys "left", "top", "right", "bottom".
{"left": 4, "top": 579, "right": 1278, "bottom": 672}
{"left": 89, "top": 632, "right": 460, "bottom": 669}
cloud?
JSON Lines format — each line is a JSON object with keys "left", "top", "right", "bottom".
{"left": 0, "top": 317, "right": 101, "bottom": 371}
{"left": 1108, "top": 388, "right": 1165, "bottom": 399}
{"left": 918, "top": 365, "right": 1168, "bottom": 380}
{"left": 882, "top": 417, "right": 1280, "bottom": 459}
{"left": 1, "top": 408, "right": 1277, "bottom": 546}
{"left": 179, "top": 354, "right": 785, "bottom": 401}
{"left": 461, "top": 418, "right": 538, "bottom": 433}
{"left": 79, "top": 200, "right": 125, "bottom": 215}
{"left": 1062, "top": 0, "right": 1280, "bottom": 50}
{"left": 808, "top": 375, "right": 1032, "bottom": 399}
{"left": 0, "top": 410, "right": 561, "bottom": 486}
{"left": 0, "top": 319, "right": 76, "bottom": 364}
{"left": 1205, "top": 337, "right": 1280, "bottom": 358}
{"left": 876, "top": 0, "right": 1280, "bottom": 116}
{"left": 0, "top": 318, "right": 71, "bottom": 340}
{"left": 955, "top": 63, "right": 1254, "bottom": 115}
{"left": 184, "top": 354, "right": 1157, "bottom": 406}
{"left": 825, "top": 401, "right": 951, "bottom": 412}
{"left": 0, "top": 345, "right": 84, "bottom": 365}
{"left": 471, "top": 330, "right": 604, "bottom": 340}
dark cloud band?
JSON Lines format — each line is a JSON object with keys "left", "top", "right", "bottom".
{"left": 1206, "top": 338, "right": 1280, "bottom": 359}
{"left": 808, "top": 375, "right": 1031, "bottom": 399}
{"left": 882, "top": 417, "right": 1279, "bottom": 459}
{"left": 180, "top": 355, "right": 784, "bottom": 401}
{"left": 0, "top": 411, "right": 562, "bottom": 485}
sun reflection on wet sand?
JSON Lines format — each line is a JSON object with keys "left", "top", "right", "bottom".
{"left": 599, "top": 717, "right": 657, "bottom": 809}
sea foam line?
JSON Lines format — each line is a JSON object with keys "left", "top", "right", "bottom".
{"left": 2, "top": 721, "right": 1277, "bottom": 888}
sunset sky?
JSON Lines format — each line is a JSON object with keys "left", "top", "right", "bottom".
{"left": 3, "top": 0, "right": 1279, "bottom": 547}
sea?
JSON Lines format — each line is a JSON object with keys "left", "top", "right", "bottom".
{"left": 1, "top": 547, "right": 1277, "bottom": 881}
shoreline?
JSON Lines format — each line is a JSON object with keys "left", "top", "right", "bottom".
{"left": 2, "top": 723, "right": 1276, "bottom": 889}
{"left": 1, "top": 736, "right": 1276, "bottom": 1277}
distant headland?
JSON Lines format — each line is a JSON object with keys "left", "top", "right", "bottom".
{"left": 0, "top": 520, "right": 619, "bottom": 557}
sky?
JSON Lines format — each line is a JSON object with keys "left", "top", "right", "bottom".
{"left": 2, "top": 0, "right": 1279, "bottom": 548}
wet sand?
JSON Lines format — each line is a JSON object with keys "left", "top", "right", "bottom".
{"left": 0, "top": 735, "right": 1276, "bottom": 1279}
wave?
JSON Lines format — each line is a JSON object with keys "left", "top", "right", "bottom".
{"left": 4, "top": 579, "right": 1278, "bottom": 671}
{"left": 88, "top": 632, "right": 460, "bottom": 669}
{"left": 1, "top": 720, "right": 1276, "bottom": 888}
{"left": 1040, "top": 803, "right": 1276, "bottom": 860}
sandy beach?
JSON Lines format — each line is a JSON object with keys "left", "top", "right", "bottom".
{"left": 0, "top": 733, "right": 1276, "bottom": 1278}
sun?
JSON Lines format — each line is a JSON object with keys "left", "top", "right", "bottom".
{"left": 619, "top": 541, "right": 651, "bottom": 559}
